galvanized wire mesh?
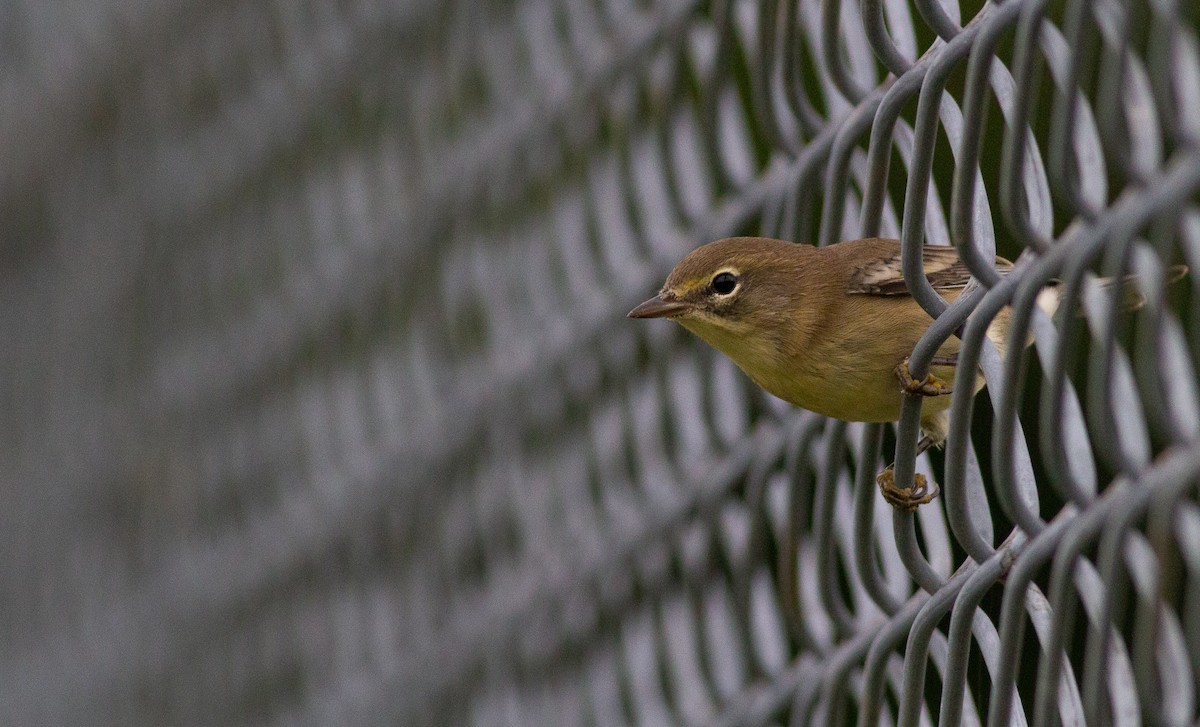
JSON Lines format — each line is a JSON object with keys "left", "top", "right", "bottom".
{"left": 2, "top": 0, "right": 1200, "bottom": 725}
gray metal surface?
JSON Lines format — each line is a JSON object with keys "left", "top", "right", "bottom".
{"left": 2, "top": 0, "right": 1199, "bottom": 725}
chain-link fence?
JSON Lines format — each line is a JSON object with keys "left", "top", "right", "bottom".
{"left": 3, "top": 0, "right": 1200, "bottom": 725}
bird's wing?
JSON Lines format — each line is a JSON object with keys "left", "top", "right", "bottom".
{"left": 847, "top": 246, "right": 1013, "bottom": 296}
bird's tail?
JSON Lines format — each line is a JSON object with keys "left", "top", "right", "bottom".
{"left": 1035, "top": 263, "right": 1189, "bottom": 319}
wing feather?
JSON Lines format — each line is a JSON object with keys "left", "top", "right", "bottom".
{"left": 848, "top": 246, "right": 1012, "bottom": 296}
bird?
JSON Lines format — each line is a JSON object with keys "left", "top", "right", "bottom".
{"left": 629, "top": 236, "right": 1060, "bottom": 510}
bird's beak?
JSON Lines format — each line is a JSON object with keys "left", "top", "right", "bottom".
{"left": 627, "top": 294, "right": 691, "bottom": 319}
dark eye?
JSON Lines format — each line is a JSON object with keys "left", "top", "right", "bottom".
{"left": 711, "top": 272, "right": 738, "bottom": 295}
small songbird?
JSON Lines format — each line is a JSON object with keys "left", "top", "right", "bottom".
{"left": 628, "top": 236, "right": 1035, "bottom": 510}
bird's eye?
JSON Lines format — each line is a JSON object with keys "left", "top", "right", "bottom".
{"left": 711, "top": 272, "right": 738, "bottom": 295}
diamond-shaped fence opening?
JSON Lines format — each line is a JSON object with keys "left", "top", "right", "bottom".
{"left": 2, "top": 0, "right": 1199, "bottom": 725}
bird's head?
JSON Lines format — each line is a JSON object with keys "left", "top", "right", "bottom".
{"left": 628, "top": 237, "right": 811, "bottom": 357}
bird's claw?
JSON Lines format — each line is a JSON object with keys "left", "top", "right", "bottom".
{"left": 876, "top": 467, "right": 940, "bottom": 511}
{"left": 895, "top": 357, "right": 953, "bottom": 396}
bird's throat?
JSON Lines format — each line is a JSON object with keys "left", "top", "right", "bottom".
{"left": 677, "top": 316, "right": 792, "bottom": 394}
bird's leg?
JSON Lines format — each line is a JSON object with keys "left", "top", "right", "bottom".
{"left": 876, "top": 469, "right": 940, "bottom": 511}
{"left": 894, "top": 356, "right": 956, "bottom": 396}
{"left": 876, "top": 433, "right": 943, "bottom": 511}
{"left": 877, "top": 368, "right": 953, "bottom": 510}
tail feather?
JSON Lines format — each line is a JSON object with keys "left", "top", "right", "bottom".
{"left": 1036, "top": 263, "right": 1189, "bottom": 318}
{"left": 1116, "top": 263, "right": 1189, "bottom": 311}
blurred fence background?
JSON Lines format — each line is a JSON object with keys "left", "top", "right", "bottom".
{"left": 3, "top": 0, "right": 1200, "bottom": 725}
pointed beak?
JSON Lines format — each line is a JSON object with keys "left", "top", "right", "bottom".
{"left": 627, "top": 294, "right": 691, "bottom": 319}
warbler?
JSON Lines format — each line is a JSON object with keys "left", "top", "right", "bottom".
{"left": 629, "top": 236, "right": 1041, "bottom": 510}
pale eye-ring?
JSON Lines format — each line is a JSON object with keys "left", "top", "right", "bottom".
{"left": 711, "top": 271, "right": 738, "bottom": 295}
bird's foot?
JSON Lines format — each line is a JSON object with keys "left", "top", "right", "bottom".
{"left": 895, "top": 357, "right": 953, "bottom": 396}
{"left": 876, "top": 467, "right": 940, "bottom": 511}
{"left": 916, "top": 435, "right": 938, "bottom": 455}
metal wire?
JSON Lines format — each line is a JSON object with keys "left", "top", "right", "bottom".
{"left": 1, "top": 0, "right": 1199, "bottom": 725}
